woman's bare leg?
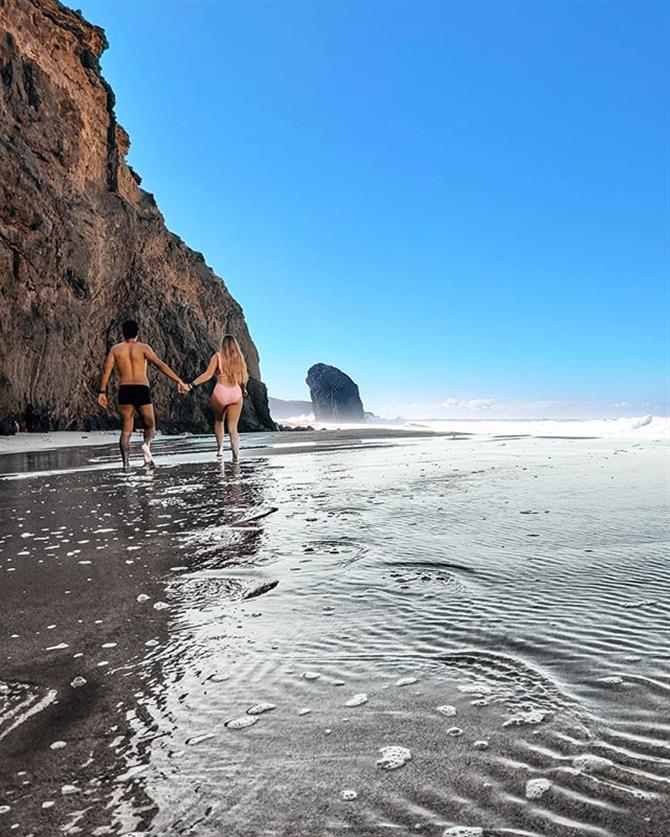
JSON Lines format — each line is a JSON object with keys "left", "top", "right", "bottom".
{"left": 210, "top": 396, "right": 226, "bottom": 455}
{"left": 118, "top": 405, "right": 135, "bottom": 469}
{"left": 226, "top": 399, "right": 243, "bottom": 461}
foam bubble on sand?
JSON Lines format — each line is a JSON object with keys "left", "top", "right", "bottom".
{"left": 0, "top": 805, "right": 10, "bottom": 814}
{"left": 50, "top": 740, "right": 66, "bottom": 750}
{"left": 598, "top": 675, "right": 624, "bottom": 685}
{"left": 303, "top": 671, "right": 321, "bottom": 681}
{"left": 503, "top": 708, "right": 547, "bottom": 726}
{"left": 458, "top": 683, "right": 493, "bottom": 696}
{"left": 115, "top": 764, "right": 148, "bottom": 783}
{"left": 246, "top": 703, "right": 276, "bottom": 715}
{"left": 298, "top": 708, "right": 312, "bottom": 716}
{"left": 41, "top": 801, "right": 54, "bottom": 809}
{"left": 526, "top": 778, "right": 552, "bottom": 799}
{"left": 70, "top": 676, "right": 86, "bottom": 688}
{"left": 136, "top": 594, "right": 150, "bottom": 603}
{"left": 209, "top": 673, "right": 229, "bottom": 682}
{"left": 61, "top": 785, "right": 79, "bottom": 795}
{"left": 436, "top": 705, "right": 457, "bottom": 716}
{"left": 152, "top": 601, "right": 169, "bottom": 611}
{"left": 186, "top": 732, "right": 216, "bottom": 745}
{"left": 225, "top": 716, "right": 259, "bottom": 730}
{"left": 447, "top": 727, "right": 463, "bottom": 736}
{"left": 376, "top": 746, "right": 412, "bottom": 770}
{"left": 473, "top": 740, "right": 489, "bottom": 750}
{"left": 442, "top": 828, "right": 483, "bottom": 837}
{"left": 340, "top": 789, "right": 358, "bottom": 801}
{"left": 145, "top": 639, "right": 159, "bottom": 647}
{"left": 396, "top": 677, "right": 418, "bottom": 687}
{"left": 573, "top": 754, "right": 612, "bottom": 772}
{"left": 345, "top": 693, "right": 368, "bottom": 707}
{"left": 45, "top": 642, "right": 68, "bottom": 651}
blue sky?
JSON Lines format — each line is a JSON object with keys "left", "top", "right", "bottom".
{"left": 74, "top": 0, "right": 668, "bottom": 418}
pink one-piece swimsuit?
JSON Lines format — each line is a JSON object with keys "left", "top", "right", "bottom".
{"left": 212, "top": 353, "right": 243, "bottom": 411}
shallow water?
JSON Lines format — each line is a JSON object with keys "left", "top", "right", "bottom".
{"left": 0, "top": 431, "right": 668, "bottom": 836}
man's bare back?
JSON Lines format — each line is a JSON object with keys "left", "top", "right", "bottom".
{"left": 108, "top": 341, "right": 162, "bottom": 386}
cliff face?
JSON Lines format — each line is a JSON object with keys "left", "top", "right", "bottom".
{"left": 0, "top": 0, "right": 275, "bottom": 433}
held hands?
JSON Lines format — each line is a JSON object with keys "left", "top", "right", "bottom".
{"left": 177, "top": 380, "right": 192, "bottom": 395}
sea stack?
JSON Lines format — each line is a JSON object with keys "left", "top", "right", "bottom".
{"left": 306, "top": 364, "right": 365, "bottom": 422}
{"left": 0, "top": 0, "right": 275, "bottom": 433}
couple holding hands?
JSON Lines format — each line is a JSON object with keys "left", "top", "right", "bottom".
{"left": 97, "top": 320, "right": 248, "bottom": 468}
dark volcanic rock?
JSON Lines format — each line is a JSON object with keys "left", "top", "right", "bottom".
{"left": 305, "top": 364, "right": 365, "bottom": 422}
{"left": 0, "top": 414, "right": 17, "bottom": 435}
{"left": 0, "top": 0, "right": 275, "bottom": 433}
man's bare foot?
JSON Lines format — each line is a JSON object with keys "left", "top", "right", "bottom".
{"left": 141, "top": 443, "right": 155, "bottom": 467}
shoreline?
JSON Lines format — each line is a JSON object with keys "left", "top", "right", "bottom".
{"left": 1, "top": 412, "right": 668, "bottom": 458}
{"left": 0, "top": 426, "right": 465, "bottom": 458}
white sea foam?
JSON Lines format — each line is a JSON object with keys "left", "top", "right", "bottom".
{"left": 376, "top": 746, "right": 412, "bottom": 770}
{"left": 526, "top": 778, "right": 552, "bottom": 799}
{"left": 246, "top": 703, "right": 276, "bottom": 715}
{"left": 406, "top": 415, "right": 670, "bottom": 440}
{"left": 225, "top": 716, "right": 259, "bottom": 730}
{"left": 345, "top": 693, "right": 368, "bottom": 707}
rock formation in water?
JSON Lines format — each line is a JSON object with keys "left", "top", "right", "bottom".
{"left": 0, "top": 0, "right": 275, "bottom": 433}
{"left": 305, "top": 364, "right": 365, "bottom": 422}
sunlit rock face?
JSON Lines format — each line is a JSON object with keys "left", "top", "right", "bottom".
{"left": 306, "top": 363, "right": 365, "bottom": 422}
{"left": 0, "top": 0, "right": 275, "bottom": 433}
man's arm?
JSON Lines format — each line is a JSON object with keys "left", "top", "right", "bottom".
{"left": 97, "top": 349, "right": 115, "bottom": 408}
{"left": 144, "top": 345, "right": 187, "bottom": 388}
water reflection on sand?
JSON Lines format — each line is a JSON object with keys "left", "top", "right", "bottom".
{"left": 0, "top": 430, "right": 668, "bottom": 836}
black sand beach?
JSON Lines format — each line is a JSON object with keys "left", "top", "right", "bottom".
{"left": 0, "top": 429, "right": 668, "bottom": 836}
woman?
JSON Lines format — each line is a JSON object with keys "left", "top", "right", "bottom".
{"left": 190, "top": 334, "right": 248, "bottom": 459}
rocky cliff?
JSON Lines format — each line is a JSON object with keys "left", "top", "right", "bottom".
{"left": 0, "top": 0, "right": 275, "bottom": 433}
{"left": 306, "top": 363, "right": 365, "bottom": 422}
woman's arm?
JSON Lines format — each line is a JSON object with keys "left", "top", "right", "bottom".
{"left": 190, "top": 354, "right": 218, "bottom": 388}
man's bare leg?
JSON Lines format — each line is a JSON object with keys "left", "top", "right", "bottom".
{"left": 226, "top": 399, "right": 243, "bottom": 461}
{"left": 137, "top": 404, "right": 156, "bottom": 467}
{"left": 119, "top": 405, "right": 135, "bottom": 469}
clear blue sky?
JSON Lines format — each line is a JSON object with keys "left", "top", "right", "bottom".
{"left": 74, "top": 0, "right": 668, "bottom": 418}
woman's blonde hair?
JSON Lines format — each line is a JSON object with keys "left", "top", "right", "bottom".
{"left": 218, "top": 334, "right": 249, "bottom": 385}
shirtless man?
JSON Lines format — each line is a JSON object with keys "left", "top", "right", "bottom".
{"left": 97, "top": 320, "right": 189, "bottom": 468}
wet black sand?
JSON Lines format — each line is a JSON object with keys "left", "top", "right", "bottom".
{"left": 0, "top": 431, "right": 668, "bottom": 836}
